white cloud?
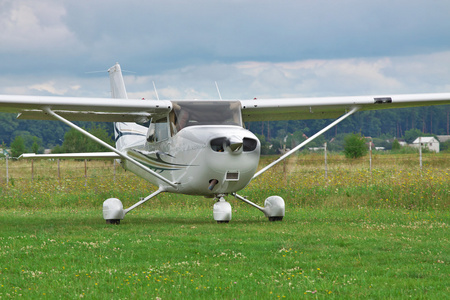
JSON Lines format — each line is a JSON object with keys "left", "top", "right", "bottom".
{"left": 1, "top": 0, "right": 450, "bottom": 78}
{"left": 0, "top": 0, "right": 80, "bottom": 53}
{"left": 29, "top": 81, "right": 80, "bottom": 96}
{"left": 120, "top": 51, "right": 450, "bottom": 100}
{"left": 1, "top": 42, "right": 449, "bottom": 100}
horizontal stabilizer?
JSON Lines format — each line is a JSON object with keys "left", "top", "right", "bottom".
{"left": 19, "top": 152, "right": 120, "bottom": 160}
{"left": 17, "top": 110, "right": 151, "bottom": 123}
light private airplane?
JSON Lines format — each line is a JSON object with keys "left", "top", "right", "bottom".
{"left": 0, "top": 63, "right": 449, "bottom": 224}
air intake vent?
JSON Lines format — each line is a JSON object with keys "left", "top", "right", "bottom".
{"left": 243, "top": 138, "right": 258, "bottom": 152}
{"left": 226, "top": 172, "right": 239, "bottom": 181}
{"left": 210, "top": 137, "right": 226, "bottom": 152}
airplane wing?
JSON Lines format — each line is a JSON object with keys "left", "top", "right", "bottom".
{"left": 1, "top": 92, "right": 449, "bottom": 123}
{"left": 240, "top": 93, "right": 450, "bottom": 122}
{"left": 0, "top": 95, "right": 172, "bottom": 122}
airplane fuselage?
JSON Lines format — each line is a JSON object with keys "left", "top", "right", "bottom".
{"left": 122, "top": 125, "right": 261, "bottom": 195}
{"left": 115, "top": 99, "right": 261, "bottom": 196}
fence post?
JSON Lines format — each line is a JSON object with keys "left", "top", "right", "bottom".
{"left": 84, "top": 159, "right": 87, "bottom": 186}
{"left": 419, "top": 137, "right": 423, "bottom": 170}
{"left": 324, "top": 142, "right": 328, "bottom": 182}
{"left": 113, "top": 159, "right": 116, "bottom": 182}
{"left": 31, "top": 159, "right": 34, "bottom": 181}
{"left": 369, "top": 138, "right": 372, "bottom": 176}
{"left": 283, "top": 145, "right": 287, "bottom": 183}
{"left": 57, "top": 159, "right": 61, "bottom": 183}
{"left": 6, "top": 154, "right": 9, "bottom": 186}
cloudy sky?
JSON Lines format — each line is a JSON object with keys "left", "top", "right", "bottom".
{"left": 1, "top": 0, "right": 450, "bottom": 100}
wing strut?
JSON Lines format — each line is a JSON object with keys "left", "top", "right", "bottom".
{"left": 42, "top": 107, "right": 178, "bottom": 188}
{"left": 252, "top": 106, "right": 359, "bottom": 179}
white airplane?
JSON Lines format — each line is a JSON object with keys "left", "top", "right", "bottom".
{"left": 0, "top": 63, "right": 449, "bottom": 224}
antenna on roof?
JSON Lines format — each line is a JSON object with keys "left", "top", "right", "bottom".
{"left": 215, "top": 81, "right": 222, "bottom": 100}
{"left": 152, "top": 81, "right": 160, "bottom": 101}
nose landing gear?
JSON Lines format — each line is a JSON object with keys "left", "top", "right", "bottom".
{"left": 213, "top": 195, "right": 232, "bottom": 223}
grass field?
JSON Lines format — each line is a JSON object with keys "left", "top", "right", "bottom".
{"left": 0, "top": 153, "right": 449, "bottom": 298}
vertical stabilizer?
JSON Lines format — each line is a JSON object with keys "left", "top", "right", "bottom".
{"left": 108, "top": 63, "right": 128, "bottom": 99}
{"left": 109, "top": 63, "right": 147, "bottom": 151}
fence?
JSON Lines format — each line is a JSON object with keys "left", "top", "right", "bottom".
{"left": 1, "top": 152, "right": 448, "bottom": 188}
{"left": 0, "top": 158, "right": 123, "bottom": 187}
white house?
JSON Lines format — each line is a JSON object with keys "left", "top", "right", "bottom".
{"left": 411, "top": 137, "right": 440, "bottom": 153}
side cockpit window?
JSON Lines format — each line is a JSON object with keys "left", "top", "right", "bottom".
{"left": 147, "top": 117, "right": 169, "bottom": 143}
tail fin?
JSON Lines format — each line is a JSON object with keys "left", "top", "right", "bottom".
{"left": 108, "top": 63, "right": 128, "bottom": 99}
{"left": 108, "top": 63, "right": 147, "bottom": 151}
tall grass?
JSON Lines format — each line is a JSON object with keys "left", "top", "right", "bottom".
{"left": 1, "top": 153, "right": 448, "bottom": 211}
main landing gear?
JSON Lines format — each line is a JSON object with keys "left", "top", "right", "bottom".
{"left": 103, "top": 190, "right": 285, "bottom": 225}
{"left": 102, "top": 189, "right": 165, "bottom": 225}
{"left": 213, "top": 193, "right": 285, "bottom": 223}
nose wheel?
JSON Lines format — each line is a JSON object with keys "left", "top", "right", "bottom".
{"left": 213, "top": 195, "right": 232, "bottom": 223}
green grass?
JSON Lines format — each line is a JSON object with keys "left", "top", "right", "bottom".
{"left": 0, "top": 154, "right": 449, "bottom": 298}
{"left": 1, "top": 208, "right": 448, "bottom": 299}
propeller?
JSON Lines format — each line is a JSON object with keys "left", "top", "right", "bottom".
{"left": 225, "top": 136, "right": 243, "bottom": 152}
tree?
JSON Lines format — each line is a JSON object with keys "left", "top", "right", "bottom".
{"left": 60, "top": 125, "right": 114, "bottom": 153}
{"left": 343, "top": 133, "right": 368, "bottom": 159}
{"left": 254, "top": 133, "right": 275, "bottom": 155}
{"left": 440, "top": 140, "right": 450, "bottom": 152}
{"left": 10, "top": 135, "right": 26, "bottom": 158}
{"left": 62, "top": 129, "right": 88, "bottom": 153}
{"left": 31, "top": 140, "right": 40, "bottom": 154}
{"left": 289, "top": 130, "right": 307, "bottom": 148}
{"left": 86, "top": 124, "right": 114, "bottom": 152}
{"left": 404, "top": 128, "right": 423, "bottom": 144}
{"left": 392, "top": 139, "right": 401, "bottom": 151}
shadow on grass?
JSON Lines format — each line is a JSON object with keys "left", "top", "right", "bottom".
{"left": 125, "top": 215, "right": 279, "bottom": 226}
{"left": 2, "top": 212, "right": 283, "bottom": 231}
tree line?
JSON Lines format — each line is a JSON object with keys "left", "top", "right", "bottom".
{"left": 246, "top": 105, "right": 450, "bottom": 142}
{"left": 7, "top": 124, "right": 114, "bottom": 158}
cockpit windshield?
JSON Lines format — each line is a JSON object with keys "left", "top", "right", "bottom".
{"left": 171, "top": 101, "right": 242, "bottom": 132}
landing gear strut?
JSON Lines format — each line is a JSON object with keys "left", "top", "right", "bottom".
{"left": 102, "top": 189, "right": 165, "bottom": 225}
{"left": 233, "top": 193, "right": 285, "bottom": 222}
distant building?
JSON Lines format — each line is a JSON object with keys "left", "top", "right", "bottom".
{"left": 386, "top": 138, "right": 407, "bottom": 146}
{"left": 308, "top": 147, "right": 325, "bottom": 151}
{"left": 436, "top": 135, "right": 450, "bottom": 143}
{"left": 411, "top": 137, "right": 440, "bottom": 153}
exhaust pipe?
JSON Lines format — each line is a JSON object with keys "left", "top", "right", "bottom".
{"left": 208, "top": 179, "right": 219, "bottom": 191}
